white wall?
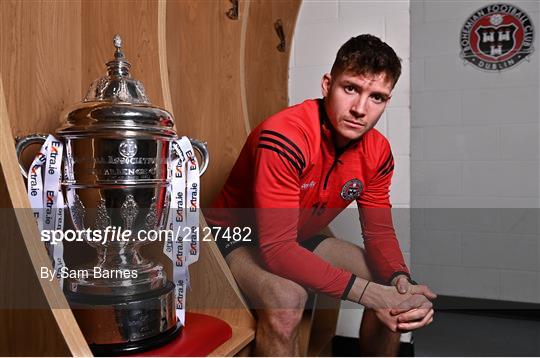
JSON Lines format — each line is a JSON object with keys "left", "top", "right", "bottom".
{"left": 411, "top": 1, "right": 540, "bottom": 303}
{"left": 289, "top": 0, "right": 411, "bottom": 338}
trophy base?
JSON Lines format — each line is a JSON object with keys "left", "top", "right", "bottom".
{"left": 90, "top": 321, "right": 182, "bottom": 356}
{"left": 65, "top": 281, "right": 180, "bottom": 354}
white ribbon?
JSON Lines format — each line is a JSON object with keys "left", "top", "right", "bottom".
{"left": 177, "top": 137, "right": 200, "bottom": 266}
{"left": 164, "top": 136, "right": 200, "bottom": 326}
{"left": 26, "top": 135, "right": 66, "bottom": 288}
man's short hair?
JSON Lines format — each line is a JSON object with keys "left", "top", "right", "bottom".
{"left": 330, "top": 34, "right": 402, "bottom": 87}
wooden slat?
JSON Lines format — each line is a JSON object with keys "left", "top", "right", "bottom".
{"left": 0, "top": 0, "right": 90, "bottom": 355}
{"left": 0, "top": 160, "right": 72, "bottom": 357}
{"left": 244, "top": 0, "right": 301, "bottom": 129}
{"left": 161, "top": 2, "right": 256, "bottom": 355}
{"left": 163, "top": 0, "right": 255, "bottom": 330}
{"left": 166, "top": 0, "right": 251, "bottom": 207}
{"left": 187, "top": 237, "right": 255, "bottom": 328}
{"left": 0, "top": 75, "right": 91, "bottom": 356}
{"left": 80, "top": 0, "right": 164, "bottom": 108}
{"left": 243, "top": 2, "right": 342, "bottom": 356}
{"left": 208, "top": 325, "right": 255, "bottom": 357}
{"left": 0, "top": 0, "right": 82, "bottom": 137}
{"left": 158, "top": 0, "right": 174, "bottom": 113}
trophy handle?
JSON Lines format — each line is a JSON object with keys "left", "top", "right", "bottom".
{"left": 189, "top": 138, "right": 210, "bottom": 176}
{"left": 15, "top": 134, "right": 48, "bottom": 178}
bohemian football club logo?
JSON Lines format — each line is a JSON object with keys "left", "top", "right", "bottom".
{"left": 340, "top": 179, "right": 363, "bottom": 201}
{"left": 460, "top": 4, "right": 534, "bottom": 71}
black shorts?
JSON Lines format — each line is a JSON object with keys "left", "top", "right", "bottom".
{"left": 216, "top": 233, "right": 330, "bottom": 258}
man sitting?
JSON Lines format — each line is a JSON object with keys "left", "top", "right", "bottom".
{"left": 207, "top": 34, "right": 436, "bottom": 356}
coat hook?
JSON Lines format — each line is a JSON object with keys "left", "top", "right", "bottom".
{"left": 274, "top": 19, "right": 286, "bottom": 52}
{"left": 226, "top": 0, "right": 238, "bottom": 20}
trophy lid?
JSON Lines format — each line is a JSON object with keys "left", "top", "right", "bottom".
{"left": 58, "top": 34, "right": 176, "bottom": 138}
{"left": 84, "top": 34, "right": 150, "bottom": 104}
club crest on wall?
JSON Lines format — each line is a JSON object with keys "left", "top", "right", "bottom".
{"left": 460, "top": 3, "right": 534, "bottom": 71}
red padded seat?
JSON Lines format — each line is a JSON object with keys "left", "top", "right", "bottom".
{"left": 134, "top": 313, "right": 232, "bottom": 357}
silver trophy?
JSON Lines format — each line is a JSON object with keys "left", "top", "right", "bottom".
{"left": 16, "top": 35, "right": 209, "bottom": 354}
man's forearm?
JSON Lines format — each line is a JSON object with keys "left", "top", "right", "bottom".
{"left": 359, "top": 207, "right": 410, "bottom": 283}
{"left": 345, "top": 276, "right": 390, "bottom": 308}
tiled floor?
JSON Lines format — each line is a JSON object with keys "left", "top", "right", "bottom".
{"left": 414, "top": 311, "right": 540, "bottom": 356}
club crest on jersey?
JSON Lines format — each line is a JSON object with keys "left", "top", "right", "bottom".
{"left": 340, "top": 179, "right": 363, "bottom": 201}
{"left": 460, "top": 4, "right": 534, "bottom": 71}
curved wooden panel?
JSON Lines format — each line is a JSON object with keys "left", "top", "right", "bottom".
{"left": 244, "top": 0, "right": 301, "bottom": 129}
{"left": 165, "top": 0, "right": 255, "bottom": 328}
{"left": 166, "top": 0, "right": 250, "bottom": 207}
{"left": 0, "top": 0, "right": 283, "bottom": 354}
{"left": 0, "top": 1, "right": 90, "bottom": 355}
{"left": 1, "top": 79, "right": 91, "bottom": 356}
{"left": 80, "top": 1, "right": 164, "bottom": 108}
{"left": 0, "top": 0, "right": 83, "bottom": 137}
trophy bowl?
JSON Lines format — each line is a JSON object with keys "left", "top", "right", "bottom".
{"left": 16, "top": 35, "right": 209, "bottom": 355}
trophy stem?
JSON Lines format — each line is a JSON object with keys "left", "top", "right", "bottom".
{"left": 95, "top": 244, "right": 148, "bottom": 269}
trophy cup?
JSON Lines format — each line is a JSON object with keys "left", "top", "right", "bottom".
{"left": 16, "top": 35, "right": 209, "bottom": 354}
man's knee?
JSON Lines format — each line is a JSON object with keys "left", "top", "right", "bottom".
{"left": 258, "top": 309, "right": 304, "bottom": 344}
{"left": 259, "top": 308, "right": 305, "bottom": 341}
{"left": 261, "top": 278, "right": 308, "bottom": 310}
{"left": 257, "top": 280, "right": 307, "bottom": 340}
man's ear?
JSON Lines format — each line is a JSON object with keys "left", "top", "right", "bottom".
{"left": 321, "top": 73, "right": 332, "bottom": 97}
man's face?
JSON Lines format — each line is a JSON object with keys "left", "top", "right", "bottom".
{"left": 321, "top": 71, "right": 393, "bottom": 147}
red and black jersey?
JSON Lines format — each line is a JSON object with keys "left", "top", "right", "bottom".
{"left": 209, "top": 99, "right": 409, "bottom": 299}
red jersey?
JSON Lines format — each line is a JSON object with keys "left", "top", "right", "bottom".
{"left": 209, "top": 99, "right": 409, "bottom": 299}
